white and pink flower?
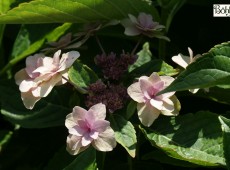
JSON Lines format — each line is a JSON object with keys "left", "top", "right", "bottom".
{"left": 15, "top": 50, "right": 80, "bottom": 109}
{"left": 127, "top": 72, "right": 180, "bottom": 127}
{"left": 65, "top": 103, "right": 116, "bottom": 155}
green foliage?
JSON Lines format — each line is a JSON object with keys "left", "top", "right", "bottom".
{"left": 68, "top": 60, "right": 98, "bottom": 93}
{"left": 0, "top": 0, "right": 160, "bottom": 24}
{"left": 140, "top": 111, "right": 225, "bottom": 167}
{"left": 110, "top": 114, "right": 137, "bottom": 158}
{"left": 64, "top": 147, "right": 97, "bottom": 170}
{"left": 219, "top": 116, "right": 230, "bottom": 169}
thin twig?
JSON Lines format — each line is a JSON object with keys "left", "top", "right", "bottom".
{"left": 95, "top": 35, "right": 106, "bottom": 54}
{"left": 131, "top": 36, "right": 143, "bottom": 56}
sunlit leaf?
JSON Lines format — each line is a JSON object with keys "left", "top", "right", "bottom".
{"left": 140, "top": 111, "right": 225, "bottom": 166}
{"left": 110, "top": 114, "right": 137, "bottom": 158}
{"left": 0, "top": 0, "right": 160, "bottom": 24}
{"left": 219, "top": 116, "right": 230, "bottom": 169}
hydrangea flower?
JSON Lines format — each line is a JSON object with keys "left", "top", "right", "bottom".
{"left": 127, "top": 72, "right": 180, "bottom": 127}
{"left": 65, "top": 103, "right": 116, "bottom": 155}
{"left": 172, "top": 47, "right": 205, "bottom": 93}
{"left": 121, "top": 12, "right": 169, "bottom": 40}
{"left": 15, "top": 50, "right": 80, "bottom": 109}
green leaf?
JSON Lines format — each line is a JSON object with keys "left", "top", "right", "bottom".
{"left": 129, "top": 42, "right": 152, "bottom": 72}
{"left": 140, "top": 111, "right": 225, "bottom": 167}
{"left": 128, "top": 59, "right": 178, "bottom": 80}
{"left": 45, "top": 146, "right": 75, "bottom": 170}
{"left": 143, "top": 150, "right": 199, "bottom": 167}
{"left": 0, "top": 79, "right": 71, "bottom": 128}
{"left": 64, "top": 147, "right": 97, "bottom": 170}
{"left": 68, "top": 61, "right": 98, "bottom": 92}
{"left": 160, "top": 42, "right": 230, "bottom": 94}
{"left": 219, "top": 116, "right": 230, "bottom": 169}
{"left": 0, "top": 0, "right": 160, "bottom": 24}
{"left": 125, "top": 100, "right": 137, "bottom": 120}
{"left": 0, "top": 23, "right": 72, "bottom": 76}
{"left": 110, "top": 114, "right": 137, "bottom": 158}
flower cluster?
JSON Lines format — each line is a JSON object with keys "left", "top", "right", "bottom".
{"left": 128, "top": 72, "right": 181, "bottom": 127}
{"left": 15, "top": 50, "right": 80, "bottom": 109}
{"left": 95, "top": 52, "right": 137, "bottom": 80}
{"left": 65, "top": 103, "right": 116, "bottom": 155}
{"left": 85, "top": 80, "right": 128, "bottom": 113}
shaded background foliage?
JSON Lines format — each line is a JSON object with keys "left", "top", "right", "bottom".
{"left": 0, "top": 0, "right": 230, "bottom": 170}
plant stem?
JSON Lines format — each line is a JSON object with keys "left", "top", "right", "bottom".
{"left": 131, "top": 36, "right": 142, "bottom": 56}
{"left": 128, "top": 154, "right": 133, "bottom": 170}
{"left": 95, "top": 35, "right": 106, "bottom": 54}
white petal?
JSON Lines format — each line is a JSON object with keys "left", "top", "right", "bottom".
{"left": 137, "top": 103, "right": 160, "bottom": 127}
{"left": 150, "top": 99, "right": 163, "bottom": 110}
{"left": 172, "top": 54, "right": 190, "bottom": 69}
{"left": 66, "top": 135, "right": 89, "bottom": 155}
{"left": 127, "top": 82, "right": 145, "bottom": 103}
{"left": 15, "top": 69, "right": 30, "bottom": 85}
{"left": 59, "top": 51, "right": 80, "bottom": 71}
{"left": 92, "top": 127, "right": 116, "bottom": 151}
{"left": 161, "top": 95, "right": 180, "bottom": 116}
{"left": 32, "top": 74, "right": 62, "bottom": 97}
{"left": 189, "top": 88, "right": 199, "bottom": 94}
{"left": 19, "top": 79, "right": 36, "bottom": 92}
{"left": 21, "top": 91, "right": 41, "bottom": 110}
{"left": 65, "top": 113, "right": 76, "bottom": 129}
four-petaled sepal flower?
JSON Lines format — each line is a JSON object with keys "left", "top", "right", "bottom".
{"left": 127, "top": 72, "right": 181, "bottom": 127}
{"left": 65, "top": 103, "right": 117, "bottom": 155}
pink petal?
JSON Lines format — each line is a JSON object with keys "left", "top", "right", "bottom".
{"left": 89, "top": 103, "right": 106, "bottom": 120}
{"left": 92, "top": 127, "right": 116, "bottom": 151}
{"left": 172, "top": 54, "right": 190, "bottom": 69}
{"left": 150, "top": 99, "right": 163, "bottom": 110}
{"left": 15, "top": 69, "right": 30, "bottom": 85}
{"left": 89, "top": 131, "right": 99, "bottom": 139}
{"left": 58, "top": 51, "right": 80, "bottom": 71}
{"left": 93, "top": 120, "right": 110, "bottom": 132}
{"left": 137, "top": 103, "right": 160, "bottom": 127}
{"left": 139, "top": 77, "right": 153, "bottom": 99}
{"left": 21, "top": 91, "right": 41, "bottom": 110}
{"left": 32, "top": 74, "right": 62, "bottom": 97}
{"left": 138, "top": 12, "right": 153, "bottom": 28}
{"left": 127, "top": 82, "right": 145, "bottom": 103}
{"left": 25, "top": 54, "right": 44, "bottom": 78}
{"left": 124, "top": 27, "right": 141, "bottom": 36}
{"left": 69, "top": 126, "right": 86, "bottom": 136}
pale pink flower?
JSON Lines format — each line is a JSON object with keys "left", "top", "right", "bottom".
{"left": 65, "top": 103, "right": 116, "bottom": 155}
{"left": 15, "top": 50, "right": 80, "bottom": 109}
{"left": 121, "top": 12, "right": 169, "bottom": 41}
{"left": 172, "top": 47, "right": 207, "bottom": 93}
{"left": 127, "top": 72, "right": 180, "bottom": 127}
